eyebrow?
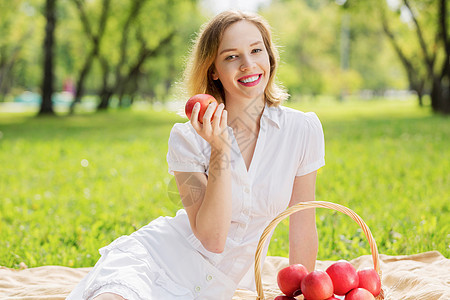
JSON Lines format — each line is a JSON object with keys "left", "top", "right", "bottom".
{"left": 219, "top": 41, "right": 263, "bottom": 56}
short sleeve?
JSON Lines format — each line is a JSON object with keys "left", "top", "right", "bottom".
{"left": 166, "top": 123, "right": 208, "bottom": 175}
{"left": 296, "top": 112, "right": 325, "bottom": 176}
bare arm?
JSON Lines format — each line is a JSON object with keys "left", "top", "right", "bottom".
{"left": 173, "top": 102, "right": 232, "bottom": 253}
{"left": 288, "top": 171, "right": 319, "bottom": 272}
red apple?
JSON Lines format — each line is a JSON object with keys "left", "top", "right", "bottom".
{"left": 357, "top": 268, "right": 381, "bottom": 297}
{"left": 346, "top": 288, "right": 375, "bottom": 300}
{"left": 274, "top": 296, "right": 296, "bottom": 300}
{"left": 326, "top": 260, "right": 359, "bottom": 295}
{"left": 185, "top": 94, "right": 218, "bottom": 123}
{"left": 277, "top": 264, "right": 308, "bottom": 297}
{"left": 301, "top": 270, "right": 334, "bottom": 300}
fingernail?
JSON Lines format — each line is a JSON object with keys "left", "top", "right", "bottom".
{"left": 194, "top": 102, "right": 200, "bottom": 109}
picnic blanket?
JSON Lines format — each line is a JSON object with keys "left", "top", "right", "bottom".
{"left": 1, "top": 251, "right": 449, "bottom": 299}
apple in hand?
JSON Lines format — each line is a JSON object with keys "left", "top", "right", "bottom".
{"left": 185, "top": 94, "right": 218, "bottom": 123}
{"left": 357, "top": 268, "right": 381, "bottom": 297}
{"left": 277, "top": 264, "right": 308, "bottom": 297}
{"left": 326, "top": 260, "right": 359, "bottom": 295}
{"left": 346, "top": 288, "right": 375, "bottom": 300}
{"left": 301, "top": 270, "right": 334, "bottom": 300}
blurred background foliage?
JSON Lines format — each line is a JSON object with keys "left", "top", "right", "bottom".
{"left": 0, "top": 0, "right": 448, "bottom": 114}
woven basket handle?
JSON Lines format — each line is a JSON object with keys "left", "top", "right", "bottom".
{"left": 254, "top": 201, "right": 382, "bottom": 300}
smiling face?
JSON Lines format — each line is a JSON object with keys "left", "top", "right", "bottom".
{"left": 212, "top": 20, "right": 270, "bottom": 105}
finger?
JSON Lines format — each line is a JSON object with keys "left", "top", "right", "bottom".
{"left": 190, "top": 102, "right": 201, "bottom": 131}
{"left": 203, "top": 102, "right": 217, "bottom": 123}
{"left": 213, "top": 103, "right": 225, "bottom": 128}
{"left": 220, "top": 109, "right": 228, "bottom": 130}
{"left": 219, "top": 109, "right": 229, "bottom": 146}
{"left": 202, "top": 102, "right": 216, "bottom": 131}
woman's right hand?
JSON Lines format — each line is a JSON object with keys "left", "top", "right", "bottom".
{"left": 190, "top": 102, "right": 230, "bottom": 150}
{"left": 183, "top": 101, "right": 233, "bottom": 253}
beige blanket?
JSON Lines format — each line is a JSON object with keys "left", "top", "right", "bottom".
{"left": 1, "top": 251, "right": 449, "bottom": 300}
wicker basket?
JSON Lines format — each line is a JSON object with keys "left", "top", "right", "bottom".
{"left": 254, "top": 201, "right": 385, "bottom": 300}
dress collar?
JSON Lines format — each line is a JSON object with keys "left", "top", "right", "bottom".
{"left": 262, "top": 103, "right": 281, "bottom": 129}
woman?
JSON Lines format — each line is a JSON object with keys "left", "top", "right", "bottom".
{"left": 67, "top": 10, "right": 325, "bottom": 300}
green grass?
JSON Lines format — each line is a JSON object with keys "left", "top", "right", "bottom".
{"left": 270, "top": 98, "right": 450, "bottom": 261}
{"left": 0, "top": 99, "right": 448, "bottom": 269}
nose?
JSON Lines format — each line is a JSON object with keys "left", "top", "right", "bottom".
{"left": 240, "top": 54, "right": 255, "bottom": 71}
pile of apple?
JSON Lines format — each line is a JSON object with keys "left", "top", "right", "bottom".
{"left": 275, "top": 261, "right": 381, "bottom": 300}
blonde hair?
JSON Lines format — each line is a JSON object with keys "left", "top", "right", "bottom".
{"left": 183, "top": 10, "right": 288, "bottom": 106}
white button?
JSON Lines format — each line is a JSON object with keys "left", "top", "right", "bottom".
{"left": 244, "top": 187, "right": 250, "bottom": 193}
{"left": 206, "top": 274, "right": 213, "bottom": 281}
{"left": 195, "top": 286, "right": 201, "bottom": 292}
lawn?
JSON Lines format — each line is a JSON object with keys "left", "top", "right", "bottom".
{"left": 0, "top": 98, "right": 448, "bottom": 269}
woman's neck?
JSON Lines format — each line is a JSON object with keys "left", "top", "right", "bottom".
{"left": 226, "top": 97, "right": 265, "bottom": 133}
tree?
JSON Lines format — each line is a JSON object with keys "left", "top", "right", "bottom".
{"left": 96, "top": 30, "right": 175, "bottom": 110}
{"left": 349, "top": 0, "right": 449, "bottom": 113}
{"left": 39, "top": 0, "right": 57, "bottom": 115}
{"left": 62, "top": 0, "right": 201, "bottom": 111}
{"left": 0, "top": 1, "right": 39, "bottom": 101}
{"left": 68, "top": 0, "right": 111, "bottom": 114}
{"left": 0, "top": 0, "right": 203, "bottom": 112}
{"left": 262, "top": 0, "right": 404, "bottom": 99}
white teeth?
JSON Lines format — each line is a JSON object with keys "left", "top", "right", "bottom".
{"left": 240, "top": 75, "right": 259, "bottom": 83}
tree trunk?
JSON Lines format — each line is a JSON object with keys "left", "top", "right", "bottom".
{"left": 417, "top": 94, "right": 423, "bottom": 107}
{"left": 0, "top": 25, "right": 32, "bottom": 101}
{"left": 69, "top": 0, "right": 111, "bottom": 114}
{"left": 415, "top": 79, "right": 425, "bottom": 107}
{"left": 427, "top": 0, "right": 450, "bottom": 114}
{"left": 0, "top": 59, "right": 12, "bottom": 100}
{"left": 97, "top": 31, "right": 174, "bottom": 110}
{"left": 69, "top": 52, "right": 94, "bottom": 114}
{"left": 431, "top": 78, "right": 450, "bottom": 114}
{"left": 381, "top": 11, "right": 425, "bottom": 108}
{"left": 39, "top": 0, "right": 56, "bottom": 116}
{"left": 97, "top": 57, "right": 111, "bottom": 110}
{"left": 98, "top": 89, "right": 113, "bottom": 110}
{"left": 380, "top": 0, "right": 450, "bottom": 114}
{"left": 0, "top": 51, "right": 16, "bottom": 99}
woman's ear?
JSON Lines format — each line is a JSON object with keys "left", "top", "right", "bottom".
{"left": 211, "top": 67, "right": 219, "bottom": 81}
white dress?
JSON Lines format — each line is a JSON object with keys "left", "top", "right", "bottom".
{"left": 66, "top": 104, "right": 325, "bottom": 300}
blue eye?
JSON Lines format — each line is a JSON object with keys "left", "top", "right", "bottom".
{"left": 226, "top": 55, "right": 237, "bottom": 60}
{"left": 252, "top": 48, "right": 262, "bottom": 53}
